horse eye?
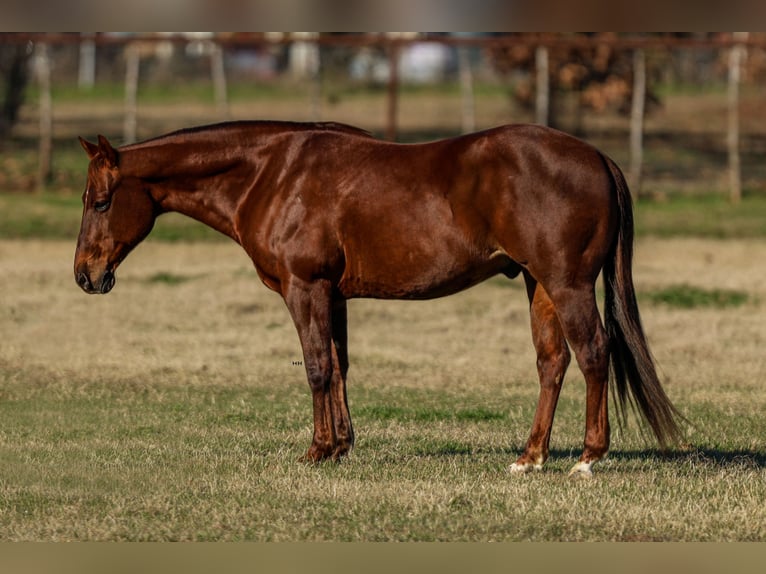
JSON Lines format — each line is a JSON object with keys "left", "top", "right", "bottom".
{"left": 94, "top": 199, "right": 111, "bottom": 213}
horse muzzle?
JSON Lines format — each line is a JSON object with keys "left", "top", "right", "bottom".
{"left": 75, "top": 268, "right": 115, "bottom": 294}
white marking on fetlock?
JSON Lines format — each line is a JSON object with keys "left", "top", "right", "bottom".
{"left": 568, "top": 461, "right": 594, "bottom": 479}
{"left": 509, "top": 461, "right": 543, "bottom": 474}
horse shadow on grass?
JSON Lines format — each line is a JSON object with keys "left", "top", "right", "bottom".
{"left": 407, "top": 444, "right": 766, "bottom": 471}
{"left": 605, "top": 446, "right": 766, "bottom": 470}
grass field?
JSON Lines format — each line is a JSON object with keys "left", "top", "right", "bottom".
{"left": 1, "top": 82, "right": 765, "bottom": 541}
{"left": 1, "top": 234, "right": 764, "bottom": 541}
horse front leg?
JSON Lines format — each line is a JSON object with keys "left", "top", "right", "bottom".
{"left": 283, "top": 276, "right": 337, "bottom": 462}
{"left": 330, "top": 297, "right": 354, "bottom": 460}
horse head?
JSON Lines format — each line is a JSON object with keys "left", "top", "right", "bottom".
{"left": 74, "top": 135, "right": 156, "bottom": 294}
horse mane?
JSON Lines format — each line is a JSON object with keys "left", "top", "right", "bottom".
{"left": 123, "top": 120, "right": 373, "bottom": 150}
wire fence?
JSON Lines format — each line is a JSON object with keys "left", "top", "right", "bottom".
{"left": 3, "top": 32, "right": 766, "bottom": 200}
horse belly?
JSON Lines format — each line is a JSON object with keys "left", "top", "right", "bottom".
{"left": 334, "top": 168, "right": 518, "bottom": 300}
{"left": 338, "top": 236, "right": 514, "bottom": 300}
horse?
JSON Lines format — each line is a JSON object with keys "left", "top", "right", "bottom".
{"left": 74, "top": 120, "right": 684, "bottom": 477}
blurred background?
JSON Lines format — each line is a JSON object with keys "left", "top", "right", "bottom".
{"left": 1, "top": 32, "right": 765, "bottom": 545}
{"left": 2, "top": 32, "right": 766, "bottom": 204}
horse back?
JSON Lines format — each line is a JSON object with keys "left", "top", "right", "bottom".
{"left": 239, "top": 124, "right": 617, "bottom": 299}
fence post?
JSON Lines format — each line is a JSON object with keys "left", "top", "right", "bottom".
{"left": 629, "top": 48, "right": 646, "bottom": 197}
{"left": 535, "top": 45, "right": 550, "bottom": 126}
{"left": 210, "top": 42, "right": 229, "bottom": 119}
{"left": 458, "top": 45, "right": 475, "bottom": 134}
{"left": 123, "top": 43, "right": 140, "bottom": 145}
{"left": 308, "top": 36, "right": 322, "bottom": 122}
{"left": 35, "top": 42, "right": 52, "bottom": 192}
{"left": 78, "top": 33, "right": 96, "bottom": 90}
{"left": 727, "top": 32, "right": 747, "bottom": 204}
{"left": 385, "top": 40, "right": 400, "bottom": 141}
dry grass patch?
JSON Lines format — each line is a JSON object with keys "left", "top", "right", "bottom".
{"left": 1, "top": 238, "right": 765, "bottom": 540}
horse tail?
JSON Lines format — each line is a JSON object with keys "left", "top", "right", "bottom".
{"left": 602, "top": 155, "right": 685, "bottom": 448}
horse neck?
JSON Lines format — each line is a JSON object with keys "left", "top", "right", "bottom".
{"left": 120, "top": 137, "right": 251, "bottom": 242}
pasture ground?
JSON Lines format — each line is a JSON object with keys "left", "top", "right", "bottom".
{"left": 2, "top": 80, "right": 765, "bottom": 543}
{"left": 1, "top": 235, "right": 764, "bottom": 541}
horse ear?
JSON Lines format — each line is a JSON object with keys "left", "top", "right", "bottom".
{"left": 79, "top": 136, "right": 100, "bottom": 160}
{"left": 97, "top": 134, "right": 118, "bottom": 167}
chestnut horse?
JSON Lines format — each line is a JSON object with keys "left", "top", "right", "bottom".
{"left": 74, "top": 121, "right": 683, "bottom": 477}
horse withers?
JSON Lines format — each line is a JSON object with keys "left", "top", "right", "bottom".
{"left": 74, "top": 121, "right": 684, "bottom": 477}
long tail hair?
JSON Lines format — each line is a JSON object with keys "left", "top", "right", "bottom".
{"left": 602, "top": 155, "right": 685, "bottom": 448}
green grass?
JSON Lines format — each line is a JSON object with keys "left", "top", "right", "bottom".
{"left": 634, "top": 193, "right": 766, "bottom": 239}
{"left": 24, "top": 80, "right": 314, "bottom": 107}
{"left": 0, "top": 192, "right": 226, "bottom": 242}
{"left": 3, "top": 66, "right": 766, "bottom": 545}
{"left": 143, "top": 271, "right": 204, "bottom": 285}
{"left": 1, "top": 368, "right": 763, "bottom": 541}
{"left": 23, "top": 78, "right": 510, "bottom": 105}
{"left": 358, "top": 403, "right": 506, "bottom": 423}
{"left": 644, "top": 284, "right": 750, "bottom": 309}
{"left": 0, "top": 192, "right": 82, "bottom": 239}
{"left": 0, "top": 140, "right": 92, "bottom": 195}
{"left": 1, "top": 236, "right": 764, "bottom": 541}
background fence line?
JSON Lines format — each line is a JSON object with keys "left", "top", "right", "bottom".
{"left": 0, "top": 33, "right": 761, "bottom": 201}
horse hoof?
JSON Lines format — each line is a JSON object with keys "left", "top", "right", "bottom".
{"left": 298, "top": 453, "right": 320, "bottom": 464}
{"left": 567, "top": 461, "right": 594, "bottom": 479}
{"left": 331, "top": 445, "right": 352, "bottom": 462}
{"left": 298, "top": 445, "right": 334, "bottom": 464}
{"left": 508, "top": 462, "right": 542, "bottom": 474}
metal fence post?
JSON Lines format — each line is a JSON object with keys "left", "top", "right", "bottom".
{"left": 535, "top": 45, "right": 549, "bottom": 126}
{"left": 385, "top": 40, "right": 400, "bottom": 141}
{"left": 123, "top": 43, "right": 140, "bottom": 145}
{"left": 727, "top": 32, "right": 748, "bottom": 204}
{"left": 35, "top": 42, "right": 52, "bottom": 191}
{"left": 629, "top": 48, "right": 646, "bottom": 197}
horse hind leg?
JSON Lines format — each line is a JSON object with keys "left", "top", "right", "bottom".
{"left": 510, "top": 273, "right": 571, "bottom": 474}
{"left": 546, "top": 283, "right": 611, "bottom": 478}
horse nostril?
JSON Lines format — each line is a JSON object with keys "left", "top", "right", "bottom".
{"left": 100, "top": 270, "right": 115, "bottom": 294}
{"left": 77, "top": 271, "right": 93, "bottom": 292}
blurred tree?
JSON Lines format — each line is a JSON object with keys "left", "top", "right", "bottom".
{"left": 0, "top": 43, "right": 30, "bottom": 140}
{"left": 487, "top": 33, "right": 665, "bottom": 132}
